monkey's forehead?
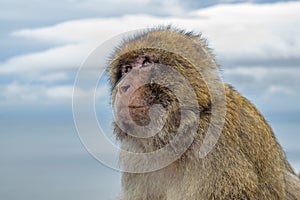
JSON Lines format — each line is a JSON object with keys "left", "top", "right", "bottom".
{"left": 109, "top": 28, "right": 214, "bottom": 69}
{"left": 110, "top": 29, "right": 189, "bottom": 61}
{"left": 107, "top": 28, "right": 218, "bottom": 87}
{"left": 111, "top": 48, "right": 162, "bottom": 65}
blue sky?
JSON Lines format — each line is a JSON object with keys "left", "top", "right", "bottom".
{"left": 0, "top": 0, "right": 300, "bottom": 199}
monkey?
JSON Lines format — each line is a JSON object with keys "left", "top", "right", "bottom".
{"left": 108, "top": 26, "right": 300, "bottom": 200}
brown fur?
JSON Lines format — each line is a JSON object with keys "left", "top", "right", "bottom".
{"left": 108, "top": 26, "right": 300, "bottom": 200}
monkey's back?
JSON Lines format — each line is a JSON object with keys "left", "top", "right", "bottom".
{"left": 206, "top": 84, "right": 296, "bottom": 199}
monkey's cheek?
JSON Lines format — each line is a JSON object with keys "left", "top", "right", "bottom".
{"left": 129, "top": 107, "right": 151, "bottom": 126}
{"left": 115, "top": 108, "right": 132, "bottom": 126}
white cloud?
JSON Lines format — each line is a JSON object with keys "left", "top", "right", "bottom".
{"left": 0, "top": 2, "right": 299, "bottom": 104}
{"left": 38, "top": 72, "right": 69, "bottom": 82}
{"left": 0, "top": 0, "right": 162, "bottom": 22}
{"left": 189, "top": 2, "right": 300, "bottom": 60}
{"left": 224, "top": 66, "right": 300, "bottom": 83}
{"left": 0, "top": 43, "right": 93, "bottom": 74}
{"left": 2, "top": 1, "right": 300, "bottom": 76}
{"left": 1, "top": 82, "right": 41, "bottom": 103}
{"left": 0, "top": 82, "right": 109, "bottom": 105}
{"left": 223, "top": 66, "right": 300, "bottom": 111}
{"left": 264, "top": 85, "right": 296, "bottom": 97}
{"left": 45, "top": 85, "right": 74, "bottom": 99}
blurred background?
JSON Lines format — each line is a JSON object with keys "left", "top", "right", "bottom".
{"left": 0, "top": 0, "right": 299, "bottom": 199}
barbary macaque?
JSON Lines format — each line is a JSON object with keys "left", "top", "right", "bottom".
{"left": 108, "top": 26, "right": 300, "bottom": 200}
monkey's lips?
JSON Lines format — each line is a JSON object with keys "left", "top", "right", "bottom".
{"left": 128, "top": 104, "right": 149, "bottom": 109}
{"left": 128, "top": 97, "right": 151, "bottom": 109}
{"left": 128, "top": 104, "right": 151, "bottom": 126}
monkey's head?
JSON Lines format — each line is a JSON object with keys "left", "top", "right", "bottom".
{"left": 108, "top": 27, "right": 218, "bottom": 146}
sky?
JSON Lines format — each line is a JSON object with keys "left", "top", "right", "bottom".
{"left": 0, "top": 0, "right": 299, "bottom": 200}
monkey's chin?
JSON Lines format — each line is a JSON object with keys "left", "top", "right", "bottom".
{"left": 116, "top": 111, "right": 151, "bottom": 131}
{"left": 131, "top": 116, "right": 151, "bottom": 126}
{"left": 129, "top": 107, "right": 151, "bottom": 126}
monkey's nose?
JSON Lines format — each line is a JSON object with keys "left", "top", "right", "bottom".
{"left": 120, "top": 85, "right": 130, "bottom": 93}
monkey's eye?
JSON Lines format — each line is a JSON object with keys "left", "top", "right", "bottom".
{"left": 121, "top": 65, "right": 132, "bottom": 76}
{"left": 125, "top": 65, "right": 132, "bottom": 72}
{"left": 142, "top": 57, "right": 152, "bottom": 67}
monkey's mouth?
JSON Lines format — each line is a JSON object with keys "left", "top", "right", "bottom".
{"left": 127, "top": 101, "right": 153, "bottom": 126}
{"left": 128, "top": 103, "right": 151, "bottom": 116}
{"left": 128, "top": 98, "right": 153, "bottom": 109}
{"left": 128, "top": 104, "right": 150, "bottom": 109}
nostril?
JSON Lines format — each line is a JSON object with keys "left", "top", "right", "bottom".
{"left": 120, "top": 85, "right": 130, "bottom": 93}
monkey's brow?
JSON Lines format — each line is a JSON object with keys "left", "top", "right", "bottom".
{"left": 118, "top": 62, "right": 129, "bottom": 67}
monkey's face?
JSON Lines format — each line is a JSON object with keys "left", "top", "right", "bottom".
{"left": 110, "top": 47, "right": 208, "bottom": 143}
{"left": 115, "top": 54, "right": 156, "bottom": 126}
{"left": 112, "top": 52, "right": 180, "bottom": 134}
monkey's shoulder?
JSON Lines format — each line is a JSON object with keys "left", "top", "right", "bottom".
{"left": 224, "top": 84, "right": 265, "bottom": 120}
